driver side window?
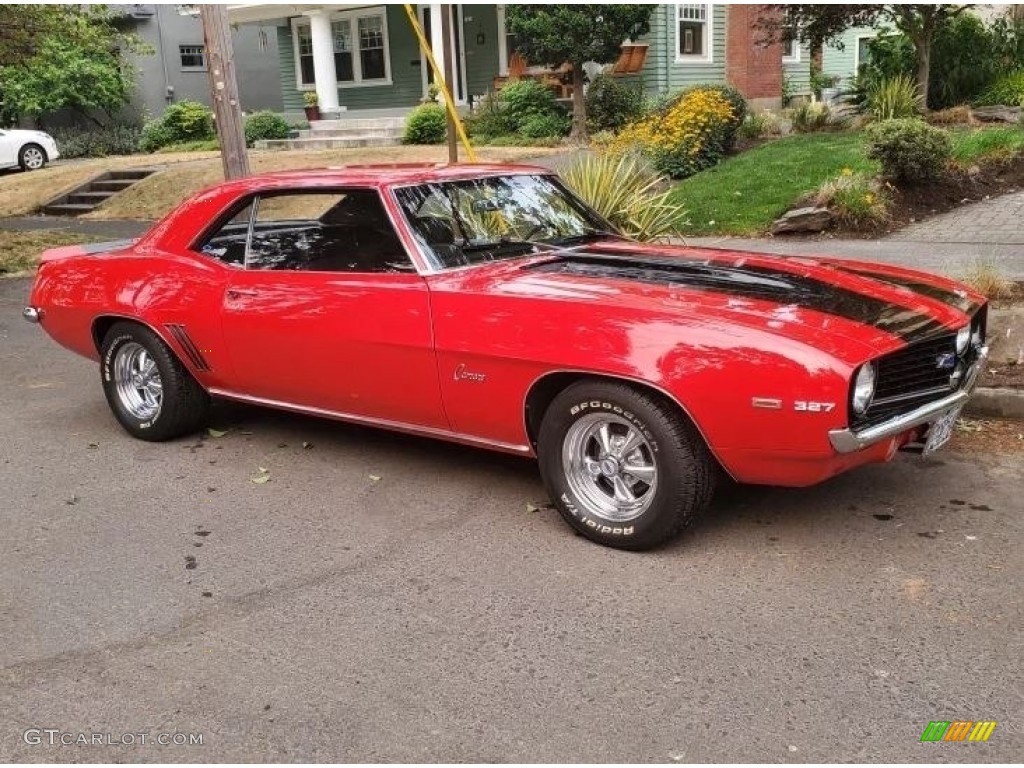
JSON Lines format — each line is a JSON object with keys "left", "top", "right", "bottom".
{"left": 197, "top": 189, "right": 413, "bottom": 273}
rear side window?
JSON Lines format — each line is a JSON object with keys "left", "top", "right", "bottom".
{"left": 195, "top": 190, "right": 414, "bottom": 273}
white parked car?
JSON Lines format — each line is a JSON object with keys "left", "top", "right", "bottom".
{"left": 0, "top": 129, "right": 60, "bottom": 171}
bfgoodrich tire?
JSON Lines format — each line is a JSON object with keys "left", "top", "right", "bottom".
{"left": 100, "top": 322, "right": 209, "bottom": 441}
{"left": 537, "top": 380, "right": 715, "bottom": 550}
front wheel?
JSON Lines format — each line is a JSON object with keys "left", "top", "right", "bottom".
{"left": 19, "top": 143, "right": 46, "bottom": 171}
{"left": 537, "top": 381, "right": 715, "bottom": 550}
{"left": 100, "top": 322, "right": 209, "bottom": 441}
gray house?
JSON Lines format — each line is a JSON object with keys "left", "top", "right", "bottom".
{"left": 113, "top": 4, "right": 283, "bottom": 119}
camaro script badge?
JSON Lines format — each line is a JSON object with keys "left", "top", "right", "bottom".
{"left": 454, "top": 364, "right": 486, "bottom": 383}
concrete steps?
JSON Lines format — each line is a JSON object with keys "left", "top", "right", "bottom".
{"left": 257, "top": 117, "right": 406, "bottom": 151}
{"left": 42, "top": 168, "right": 158, "bottom": 217}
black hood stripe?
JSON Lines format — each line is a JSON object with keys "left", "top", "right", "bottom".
{"left": 828, "top": 264, "right": 980, "bottom": 314}
{"left": 529, "top": 253, "right": 949, "bottom": 341}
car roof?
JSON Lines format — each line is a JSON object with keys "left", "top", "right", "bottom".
{"left": 236, "top": 162, "right": 555, "bottom": 189}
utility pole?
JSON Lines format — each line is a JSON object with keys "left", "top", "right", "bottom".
{"left": 200, "top": 4, "right": 250, "bottom": 179}
{"left": 439, "top": 5, "right": 458, "bottom": 163}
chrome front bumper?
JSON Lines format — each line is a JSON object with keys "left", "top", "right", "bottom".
{"left": 829, "top": 346, "right": 988, "bottom": 454}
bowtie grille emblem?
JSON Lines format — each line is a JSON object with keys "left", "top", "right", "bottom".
{"left": 936, "top": 352, "right": 956, "bottom": 370}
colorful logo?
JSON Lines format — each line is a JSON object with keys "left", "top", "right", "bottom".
{"left": 920, "top": 721, "right": 997, "bottom": 742}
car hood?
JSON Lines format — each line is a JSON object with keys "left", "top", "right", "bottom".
{"left": 431, "top": 239, "right": 986, "bottom": 362}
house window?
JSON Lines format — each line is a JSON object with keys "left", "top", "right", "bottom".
{"left": 179, "top": 44, "right": 206, "bottom": 71}
{"left": 333, "top": 19, "right": 354, "bottom": 82}
{"left": 358, "top": 16, "right": 386, "bottom": 80}
{"left": 782, "top": 26, "right": 800, "bottom": 63}
{"left": 292, "top": 8, "right": 391, "bottom": 90}
{"left": 677, "top": 4, "right": 712, "bottom": 62}
{"left": 855, "top": 35, "right": 875, "bottom": 70}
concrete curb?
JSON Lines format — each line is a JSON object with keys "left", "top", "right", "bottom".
{"left": 965, "top": 387, "right": 1024, "bottom": 419}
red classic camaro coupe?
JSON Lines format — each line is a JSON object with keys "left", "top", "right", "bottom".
{"left": 25, "top": 164, "right": 989, "bottom": 549}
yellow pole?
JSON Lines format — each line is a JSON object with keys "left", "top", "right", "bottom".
{"left": 403, "top": 3, "right": 477, "bottom": 162}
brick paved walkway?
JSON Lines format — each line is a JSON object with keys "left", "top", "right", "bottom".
{"left": 690, "top": 189, "right": 1024, "bottom": 279}
{"left": 888, "top": 190, "right": 1024, "bottom": 244}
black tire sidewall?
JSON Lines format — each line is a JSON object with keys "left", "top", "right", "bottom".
{"left": 101, "top": 326, "right": 176, "bottom": 439}
{"left": 19, "top": 144, "right": 45, "bottom": 171}
{"left": 538, "top": 384, "right": 700, "bottom": 549}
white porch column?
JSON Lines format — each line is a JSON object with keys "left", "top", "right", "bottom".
{"left": 428, "top": 4, "right": 448, "bottom": 90}
{"left": 496, "top": 4, "right": 508, "bottom": 76}
{"left": 307, "top": 10, "right": 340, "bottom": 115}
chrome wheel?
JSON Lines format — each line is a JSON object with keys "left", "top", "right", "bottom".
{"left": 113, "top": 342, "right": 163, "bottom": 421}
{"left": 562, "top": 413, "right": 658, "bottom": 523}
{"left": 21, "top": 146, "right": 45, "bottom": 170}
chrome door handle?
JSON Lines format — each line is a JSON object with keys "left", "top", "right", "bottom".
{"left": 226, "top": 288, "right": 258, "bottom": 299}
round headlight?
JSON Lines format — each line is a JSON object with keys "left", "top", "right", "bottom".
{"left": 956, "top": 325, "right": 971, "bottom": 355}
{"left": 852, "top": 361, "right": 877, "bottom": 415}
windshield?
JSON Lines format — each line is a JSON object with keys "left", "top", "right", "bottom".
{"left": 393, "top": 174, "right": 616, "bottom": 270}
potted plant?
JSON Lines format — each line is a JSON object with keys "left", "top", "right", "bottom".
{"left": 303, "top": 91, "right": 320, "bottom": 121}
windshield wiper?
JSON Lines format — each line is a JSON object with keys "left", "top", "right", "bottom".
{"left": 552, "top": 229, "right": 621, "bottom": 246}
{"left": 461, "top": 237, "right": 542, "bottom": 253}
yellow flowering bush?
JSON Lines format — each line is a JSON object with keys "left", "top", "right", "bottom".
{"left": 607, "top": 87, "right": 738, "bottom": 178}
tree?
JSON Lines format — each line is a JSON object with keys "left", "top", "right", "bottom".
{"left": 758, "top": 4, "right": 972, "bottom": 109}
{"left": 506, "top": 5, "right": 653, "bottom": 142}
{"left": 0, "top": 6, "right": 148, "bottom": 126}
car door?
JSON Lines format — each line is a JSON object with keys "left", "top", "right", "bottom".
{"left": 217, "top": 188, "right": 448, "bottom": 430}
{"left": 0, "top": 131, "right": 16, "bottom": 168}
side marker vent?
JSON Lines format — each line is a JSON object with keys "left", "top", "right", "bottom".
{"left": 165, "top": 323, "right": 211, "bottom": 372}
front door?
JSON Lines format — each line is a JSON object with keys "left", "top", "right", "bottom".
{"left": 209, "top": 189, "right": 447, "bottom": 429}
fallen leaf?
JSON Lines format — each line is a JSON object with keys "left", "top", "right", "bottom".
{"left": 251, "top": 474, "right": 270, "bottom": 484}
{"left": 207, "top": 428, "right": 228, "bottom": 438}
{"left": 369, "top": 474, "right": 381, "bottom": 482}
{"left": 65, "top": 495, "right": 78, "bottom": 505}
{"left": 87, "top": 442, "right": 98, "bottom": 449}
{"left": 302, "top": 441, "right": 313, "bottom": 449}
{"left": 965, "top": 535, "right": 977, "bottom": 541}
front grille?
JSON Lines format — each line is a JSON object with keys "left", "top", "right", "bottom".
{"left": 874, "top": 332, "right": 957, "bottom": 402}
{"left": 859, "top": 331, "right": 963, "bottom": 426}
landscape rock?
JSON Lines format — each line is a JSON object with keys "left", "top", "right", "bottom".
{"left": 770, "top": 206, "right": 834, "bottom": 235}
{"left": 971, "top": 106, "right": 1021, "bottom": 124}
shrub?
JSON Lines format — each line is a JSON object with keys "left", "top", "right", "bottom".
{"left": 585, "top": 74, "right": 644, "bottom": 132}
{"left": 739, "top": 110, "right": 782, "bottom": 140}
{"left": 657, "top": 83, "right": 746, "bottom": 149}
{"left": 865, "top": 118, "right": 952, "bottom": 184}
{"left": 608, "top": 87, "right": 738, "bottom": 178}
{"left": 139, "top": 118, "right": 174, "bottom": 153}
{"left": 161, "top": 100, "right": 215, "bottom": 143}
{"left": 812, "top": 170, "right": 890, "bottom": 228}
{"left": 403, "top": 103, "right": 447, "bottom": 144}
{"left": 499, "top": 78, "right": 567, "bottom": 134}
{"left": 790, "top": 101, "right": 833, "bottom": 133}
{"left": 866, "top": 75, "right": 922, "bottom": 120}
{"left": 561, "top": 152, "right": 688, "bottom": 241}
{"left": 47, "top": 125, "right": 140, "bottom": 158}
{"left": 519, "top": 113, "right": 569, "bottom": 139}
{"left": 465, "top": 93, "right": 514, "bottom": 138}
{"left": 244, "top": 111, "right": 290, "bottom": 146}
{"left": 976, "top": 70, "right": 1024, "bottom": 107}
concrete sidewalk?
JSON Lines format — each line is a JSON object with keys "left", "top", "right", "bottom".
{"left": 688, "top": 190, "right": 1024, "bottom": 279}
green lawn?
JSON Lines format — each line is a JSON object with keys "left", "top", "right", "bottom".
{"left": 950, "top": 126, "right": 1024, "bottom": 163}
{"left": 668, "top": 132, "right": 877, "bottom": 236}
{"left": 668, "top": 125, "right": 1024, "bottom": 237}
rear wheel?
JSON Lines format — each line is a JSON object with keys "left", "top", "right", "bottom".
{"left": 537, "top": 380, "right": 715, "bottom": 550}
{"left": 19, "top": 143, "right": 46, "bottom": 171}
{"left": 100, "top": 322, "right": 209, "bottom": 441}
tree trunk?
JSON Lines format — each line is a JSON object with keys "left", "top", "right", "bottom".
{"left": 914, "top": 35, "right": 931, "bottom": 111}
{"left": 569, "top": 64, "right": 587, "bottom": 144}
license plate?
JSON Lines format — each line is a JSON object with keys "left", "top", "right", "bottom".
{"left": 923, "top": 406, "right": 962, "bottom": 455}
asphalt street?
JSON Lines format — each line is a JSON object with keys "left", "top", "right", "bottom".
{"left": 0, "top": 276, "right": 1020, "bottom": 762}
